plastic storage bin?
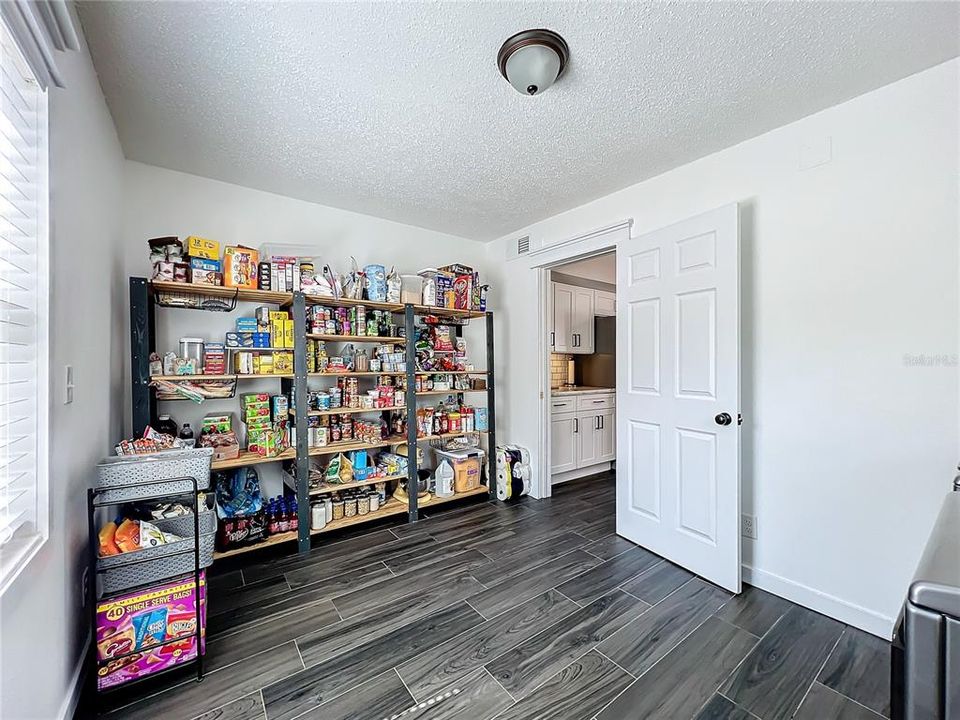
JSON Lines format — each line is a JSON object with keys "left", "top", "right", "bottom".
{"left": 99, "top": 511, "right": 216, "bottom": 595}
{"left": 434, "top": 448, "right": 485, "bottom": 493}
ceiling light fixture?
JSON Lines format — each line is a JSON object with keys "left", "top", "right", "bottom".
{"left": 497, "top": 28, "right": 569, "bottom": 96}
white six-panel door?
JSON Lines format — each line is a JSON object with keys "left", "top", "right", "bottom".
{"left": 615, "top": 204, "right": 741, "bottom": 592}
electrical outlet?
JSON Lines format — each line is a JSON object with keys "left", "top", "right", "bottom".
{"left": 741, "top": 513, "right": 757, "bottom": 540}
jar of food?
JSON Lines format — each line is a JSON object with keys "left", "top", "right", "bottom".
{"left": 331, "top": 496, "right": 344, "bottom": 521}
{"left": 324, "top": 496, "right": 333, "bottom": 523}
{"left": 375, "top": 482, "right": 387, "bottom": 503}
{"left": 311, "top": 503, "right": 326, "bottom": 530}
{"left": 369, "top": 491, "right": 380, "bottom": 512}
{"left": 343, "top": 494, "right": 357, "bottom": 518}
{"left": 357, "top": 493, "right": 370, "bottom": 516}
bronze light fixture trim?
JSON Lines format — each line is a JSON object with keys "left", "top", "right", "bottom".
{"left": 497, "top": 29, "right": 570, "bottom": 96}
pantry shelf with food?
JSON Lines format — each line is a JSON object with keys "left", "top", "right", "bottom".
{"left": 291, "top": 405, "right": 406, "bottom": 418}
{"left": 129, "top": 246, "right": 495, "bottom": 566}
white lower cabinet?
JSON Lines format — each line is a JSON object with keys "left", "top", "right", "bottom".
{"left": 551, "top": 394, "right": 616, "bottom": 474}
{"left": 550, "top": 414, "right": 579, "bottom": 474}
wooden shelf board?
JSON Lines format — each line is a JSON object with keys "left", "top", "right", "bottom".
{"left": 293, "top": 405, "right": 405, "bottom": 418}
{"left": 417, "top": 431, "right": 489, "bottom": 442}
{"left": 151, "top": 374, "right": 238, "bottom": 381}
{"left": 306, "top": 371, "right": 486, "bottom": 378}
{"left": 308, "top": 435, "right": 407, "bottom": 457}
{"left": 211, "top": 448, "right": 295, "bottom": 471}
{"left": 150, "top": 281, "right": 292, "bottom": 306}
{"left": 412, "top": 305, "right": 487, "bottom": 319}
{"left": 307, "top": 334, "right": 405, "bottom": 344}
{"left": 301, "top": 295, "right": 404, "bottom": 313}
{"left": 415, "top": 390, "right": 485, "bottom": 396}
{"left": 213, "top": 530, "right": 298, "bottom": 560}
{"left": 311, "top": 497, "right": 407, "bottom": 534}
{"left": 308, "top": 474, "right": 406, "bottom": 496}
{"left": 427, "top": 486, "right": 490, "bottom": 506}
{"left": 225, "top": 347, "right": 294, "bottom": 353}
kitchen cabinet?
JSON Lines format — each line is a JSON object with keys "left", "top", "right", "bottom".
{"left": 595, "top": 290, "right": 616, "bottom": 317}
{"left": 597, "top": 408, "right": 616, "bottom": 462}
{"left": 550, "top": 414, "right": 579, "bottom": 473}
{"left": 552, "top": 282, "right": 575, "bottom": 353}
{"left": 550, "top": 392, "right": 616, "bottom": 474}
{"left": 551, "top": 282, "right": 595, "bottom": 354}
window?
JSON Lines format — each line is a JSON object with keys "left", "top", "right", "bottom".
{"left": 0, "top": 17, "right": 48, "bottom": 593}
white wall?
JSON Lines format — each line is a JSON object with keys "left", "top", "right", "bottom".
{"left": 0, "top": 17, "right": 126, "bottom": 720}
{"left": 120, "top": 163, "right": 490, "bottom": 493}
{"left": 487, "top": 59, "right": 960, "bottom": 637}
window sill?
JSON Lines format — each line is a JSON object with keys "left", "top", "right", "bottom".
{"left": 0, "top": 534, "right": 46, "bottom": 597}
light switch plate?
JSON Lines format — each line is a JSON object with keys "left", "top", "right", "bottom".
{"left": 64, "top": 365, "right": 74, "bottom": 404}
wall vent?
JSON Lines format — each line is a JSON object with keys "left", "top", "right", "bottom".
{"left": 506, "top": 234, "right": 536, "bottom": 261}
{"left": 517, "top": 236, "right": 530, "bottom": 254}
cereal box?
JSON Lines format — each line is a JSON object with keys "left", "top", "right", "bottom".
{"left": 95, "top": 572, "right": 206, "bottom": 690}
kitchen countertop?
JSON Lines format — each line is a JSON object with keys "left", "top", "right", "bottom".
{"left": 552, "top": 386, "right": 615, "bottom": 395}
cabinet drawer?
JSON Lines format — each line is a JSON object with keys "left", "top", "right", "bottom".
{"left": 551, "top": 397, "right": 577, "bottom": 414}
{"left": 576, "top": 394, "right": 615, "bottom": 411}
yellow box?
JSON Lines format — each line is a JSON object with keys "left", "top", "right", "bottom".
{"left": 269, "top": 311, "right": 288, "bottom": 323}
{"left": 283, "top": 319, "right": 294, "bottom": 348}
{"left": 186, "top": 236, "right": 220, "bottom": 260}
{"left": 273, "top": 352, "right": 293, "bottom": 374}
{"left": 258, "top": 355, "right": 274, "bottom": 375}
{"left": 271, "top": 321, "right": 284, "bottom": 348}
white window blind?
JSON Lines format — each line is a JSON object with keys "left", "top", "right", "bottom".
{"left": 0, "top": 17, "right": 48, "bottom": 589}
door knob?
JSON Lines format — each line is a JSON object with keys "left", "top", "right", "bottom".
{"left": 715, "top": 412, "right": 732, "bottom": 426}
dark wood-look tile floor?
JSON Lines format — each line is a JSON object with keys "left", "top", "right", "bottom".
{"left": 84, "top": 473, "right": 891, "bottom": 720}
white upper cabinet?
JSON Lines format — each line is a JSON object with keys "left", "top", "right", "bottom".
{"left": 552, "top": 282, "right": 575, "bottom": 352}
{"left": 595, "top": 290, "right": 616, "bottom": 316}
{"left": 551, "top": 282, "right": 609, "bottom": 353}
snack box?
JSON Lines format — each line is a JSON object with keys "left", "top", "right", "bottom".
{"left": 186, "top": 235, "right": 220, "bottom": 260}
{"left": 202, "top": 413, "right": 232, "bottom": 433}
{"left": 436, "top": 271, "right": 455, "bottom": 308}
{"left": 223, "top": 246, "right": 259, "bottom": 289}
{"left": 242, "top": 393, "right": 270, "bottom": 405}
{"left": 272, "top": 395, "right": 289, "bottom": 420}
{"left": 252, "top": 332, "right": 271, "bottom": 348}
{"left": 190, "top": 268, "right": 223, "bottom": 286}
{"left": 273, "top": 353, "right": 293, "bottom": 374}
{"left": 235, "top": 317, "right": 258, "bottom": 332}
{"left": 438, "top": 263, "right": 474, "bottom": 276}
{"left": 189, "top": 257, "right": 221, "bottom": 272}
{"left": 453, "top": 274, "right": 473, "bottom": 310}
{"left": 95, "top": 572, "right": 206, "bottom": 690}
{"left": 271, "top": 321, "right": 285, "bottom": 348}
{"left": 269, "top": 310, "right": 288, "bottom": 323}
{"left": 283, "top": 319, "right": 294, "bottom": 349}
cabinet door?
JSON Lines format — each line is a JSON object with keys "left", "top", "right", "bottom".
{"left": 597, "top": 408, "right": 616, "bottom": 462}
{"left": 577, "top": 412, "right": 601, "bottom": 467}
{"left": 571, "top": 286, "right": 595, "bottom": 353}
{"left": 550, "top": 413, "right": 578, "bottom": 474}
{"left": 595, "top": 290, "right": 616, "bottom": 316}
{"left": 552, "top": 283, "right": 574, "bottom": 353}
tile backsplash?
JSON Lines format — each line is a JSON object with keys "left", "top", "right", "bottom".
{"left": 550, "top": 353, "right": 573, "bottom": 388}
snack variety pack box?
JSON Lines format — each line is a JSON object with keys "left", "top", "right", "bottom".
{"left": 223, "top": 246, "right": 260, "bottom": 289}
{"left": 95, "top": 573, "right": 206, "bottom": 690}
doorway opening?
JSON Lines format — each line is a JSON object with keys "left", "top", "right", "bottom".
{"left": 543, "top": 250, "right": 617, "bottom": 495}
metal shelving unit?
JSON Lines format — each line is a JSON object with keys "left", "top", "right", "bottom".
{"left": 129, "top": 277, "right": 496, "bottom": 561}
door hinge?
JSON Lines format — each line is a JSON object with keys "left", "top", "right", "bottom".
{"left": 738, "top": 413, "right": 743, "bottom": 426}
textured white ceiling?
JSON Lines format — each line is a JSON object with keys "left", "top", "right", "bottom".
{"left": 78, "top": 1, "right": 959, "bottom": 241}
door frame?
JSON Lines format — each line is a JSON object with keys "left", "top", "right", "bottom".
{"left": 529, "top": 220, "right": 632, "bottom": 499}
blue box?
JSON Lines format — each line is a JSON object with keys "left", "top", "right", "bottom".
{"left": 189, "top": 257, "right": 221, "bottom": 272}
{"left": 252, "top": 332, "right": 271, "bottom": 348}
{"left": 474, "top": 407, "right": 488, "bottom": 431}
{"left": 235, "top": 317, "right": 258, "bottom": 331}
